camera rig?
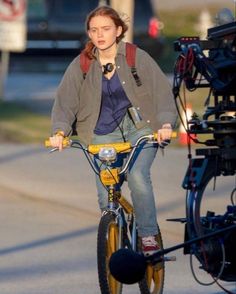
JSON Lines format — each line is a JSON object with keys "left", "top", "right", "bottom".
{"left": 173, "top": 20, "right": 236, "bottom": 153}
{"left": 172, "top": 20, "right": 236, "bottom": 290}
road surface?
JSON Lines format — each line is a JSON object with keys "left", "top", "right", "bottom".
{"left": 0, "top": 144, "right": 235, "bottom": 294}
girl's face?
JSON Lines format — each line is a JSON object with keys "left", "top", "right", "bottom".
{"left": 88, "top": 15, "right": 122, "bottom": 51}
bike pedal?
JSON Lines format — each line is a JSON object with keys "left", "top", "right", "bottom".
{"left": 164, "top": 256, "right": 176, "bottom": 262}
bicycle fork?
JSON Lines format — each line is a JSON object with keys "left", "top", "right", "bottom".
{"left": 107, "top": 187, "right": 137, "bottom": 251}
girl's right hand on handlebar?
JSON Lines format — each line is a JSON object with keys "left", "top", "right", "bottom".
{"left": 49, "top": 131, "right": 65, "bottom": 151}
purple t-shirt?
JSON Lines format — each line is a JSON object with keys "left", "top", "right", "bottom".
{"left": 94, "top": 71, "right": 132, "bottom": 135}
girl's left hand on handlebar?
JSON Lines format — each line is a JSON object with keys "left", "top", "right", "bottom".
{"left": 157, "top": 124, "right": 172, "bottom": 147}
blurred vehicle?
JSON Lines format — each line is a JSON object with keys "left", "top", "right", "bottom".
{"left": 26, "top": 0, "right": 164, "bottom": 59}
{"left": 26, "top": 0, "right": 99, "bottom": 55}
{"left": 128, "top": 0, "right": 165, "bottom": 60}
{"left": 9, "top": 0, "right": 164, "bottom": 73}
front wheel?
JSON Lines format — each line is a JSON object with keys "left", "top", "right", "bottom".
{"left": 97, "top": 212, "right": 123, "bottom": 294}
{"left": 138, "top": 225, "right": 165, "bottom": 294}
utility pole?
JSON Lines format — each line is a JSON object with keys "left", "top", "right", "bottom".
{"left": 0, "top": 51, "right": 9, "bottom": 100}
{"left": 0, "top": 0, "right": 27, "bottom": 100}
{"left": 110, "top": 0, "right": 134, "bottom": 42}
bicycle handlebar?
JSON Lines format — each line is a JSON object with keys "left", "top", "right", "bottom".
{"left": 45, "top": 133, "right": 159, "bottom": 150}
{"left": 45, "top": 133, "right": 170, "bottom": 176}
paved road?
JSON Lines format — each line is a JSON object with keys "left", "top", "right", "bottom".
{"left": 0, "top": 144, "right": 235, "bottom": 294}
{"left": 0, "top": 187, "right": 99, "bottom": 294}
{"left": 5, "top": 72, "right": 62, "bottom": 114}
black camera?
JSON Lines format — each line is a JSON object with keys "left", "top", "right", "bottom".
{"left": 174, "top": 21, "right": 236, "bottom": 93}
{"left": 172, "top": 12, "right": 236, "bottom": 285}
{"left": 173, "top": 17, "right": 236, "bottom": 153}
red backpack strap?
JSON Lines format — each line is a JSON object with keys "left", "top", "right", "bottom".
{"left": 80, "top": 49, "right": 93, "bottom": 79}
{"left": 126, "top": 42, "right": 136, "bottom": 67}
{"left": 125, "top": 42, "right": 142, "bottom": 86}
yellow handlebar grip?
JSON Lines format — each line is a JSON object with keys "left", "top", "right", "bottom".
{"left": 153, "top": 131, "right": 177, "bottom": 141}
{"left": 45, "top": 139, "right": 51, "bottom": 147}
{"left": 153, "top": 132, "right": 158, "bottom": 141}
{"left": 44, "top": 137, "right": 70, "bottom": 148}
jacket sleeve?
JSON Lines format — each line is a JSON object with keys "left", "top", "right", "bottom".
{"left": 137, "top": 49, "right": 177, "bottom": 129}
{"left": 51, "top": 56, "right": 83, "bottom": 135}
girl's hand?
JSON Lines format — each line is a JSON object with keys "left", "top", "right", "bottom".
{"left": 157, "top": 123, "right": 172, "bottom": 146}
{"left": 49, "top": 131, "right": 65, "bottom": 151}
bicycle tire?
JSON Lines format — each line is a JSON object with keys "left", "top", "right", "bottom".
{"left": 97, "top": 212, "right": 123, "bottom": 294}
{"left": 138, "top": 224, "right": 165, "bottom": 294}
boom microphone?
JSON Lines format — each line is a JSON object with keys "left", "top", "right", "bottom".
{"left": 109, "top": 248, "right": 147, "bottom": 284}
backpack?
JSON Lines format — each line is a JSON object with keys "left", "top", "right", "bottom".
{"left": 79, "top": 42, "right": 142, "bottom": 87}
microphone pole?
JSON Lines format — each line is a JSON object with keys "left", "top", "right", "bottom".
{"left": 109, "top": 224, "right": 236, "bottom": 284}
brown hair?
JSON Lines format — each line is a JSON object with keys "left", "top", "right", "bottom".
{"left": 84, "top": 6, "right": 128, "bottom": 59}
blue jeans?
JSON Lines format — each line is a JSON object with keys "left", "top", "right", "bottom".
{"left": 92, "top": 114, "right": 158, "bottom": 237}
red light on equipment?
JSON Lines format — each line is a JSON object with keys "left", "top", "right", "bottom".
{"left": 148, "top": 17, "right": 160, "bottom": 38}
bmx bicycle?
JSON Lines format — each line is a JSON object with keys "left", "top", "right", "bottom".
{"left": 46, "top": 132, "right": 169, "bottom": 294}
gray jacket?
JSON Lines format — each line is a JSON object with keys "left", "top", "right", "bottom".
{"left": 52, "top": 41, "right": 177, "bottom": 145}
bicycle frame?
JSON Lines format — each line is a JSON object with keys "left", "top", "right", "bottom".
{"left": 47, "top": 133, "right": 158, "bottom": 210}
{"left": 71, "top": 134, "right": 158, "bottom": 251}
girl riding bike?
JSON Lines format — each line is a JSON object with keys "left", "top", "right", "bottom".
{"left": 49, "top": 5, "right": 177, "bottom": 257}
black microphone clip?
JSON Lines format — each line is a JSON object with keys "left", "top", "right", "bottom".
{"left": 103, "top": 63, "right": 114, "bottom": 74}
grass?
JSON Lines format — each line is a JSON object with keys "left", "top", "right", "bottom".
{"left": 0, "top": 101, "right": 51, "bottom": 143}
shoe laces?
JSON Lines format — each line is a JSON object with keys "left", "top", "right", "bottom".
{"left": 142, "top": 236, "right": 158, "bottom": 247}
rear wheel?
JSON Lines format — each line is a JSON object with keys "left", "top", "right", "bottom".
{"left": 97, "top": 212, "right": 123, "bottom": 294}
{"left": 138, "top": 225, "right": 165, "bottom": 294}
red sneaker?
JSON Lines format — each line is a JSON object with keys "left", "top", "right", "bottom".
{"left": 142, "top": 236, "right": 160, "bottom": 256}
